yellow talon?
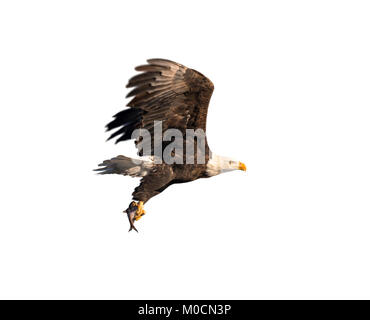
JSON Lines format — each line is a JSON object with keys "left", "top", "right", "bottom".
{"left": 134, "top": 201, "right": 146, "bottom": 221}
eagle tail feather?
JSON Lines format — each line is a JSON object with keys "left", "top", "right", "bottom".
{"left": 94, "top": 155, "right": 152, "bottom": 178}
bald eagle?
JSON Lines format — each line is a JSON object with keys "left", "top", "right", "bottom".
{"left": 96, "top": 59, "right": 246, "bottom": 231}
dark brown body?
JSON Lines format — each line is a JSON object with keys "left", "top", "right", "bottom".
{"left": 132, "top": 162, "right": 209, "bottom": 203}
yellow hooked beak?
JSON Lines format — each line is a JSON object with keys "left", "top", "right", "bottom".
{"left": 239, "top": 162, "right": 247, "bottom": 172}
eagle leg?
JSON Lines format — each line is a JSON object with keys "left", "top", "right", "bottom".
{"left": 135, "top": 201, "right": 146, "bottom": 220}
{"left": 125, "top": 201, "right": 146, "bottom": 232}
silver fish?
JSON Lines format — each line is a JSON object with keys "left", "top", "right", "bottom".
{"left": 125, "top": 201, "right": 138, "bottom": 232}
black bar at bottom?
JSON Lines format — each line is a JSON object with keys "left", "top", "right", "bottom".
{"left": 0, "top": 300, "right": 368, "bottom": 319}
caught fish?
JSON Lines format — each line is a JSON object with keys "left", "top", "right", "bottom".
{"left": 125, "top": 201, "right": 139, "bottom": 232}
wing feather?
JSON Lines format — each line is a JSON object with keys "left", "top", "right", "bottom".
{"left": 106, "top": 58, "right": 214, "bottom": 157}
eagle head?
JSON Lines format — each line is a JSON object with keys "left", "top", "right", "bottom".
{"left": 206, "top": 154, "right": 247, "bottom": 177}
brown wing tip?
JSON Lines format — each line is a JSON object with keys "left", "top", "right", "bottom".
{"left": 147, "top": 58, "right": 179, "bottom": 65}
{"left": 147, "top": 58, "right": 187, "bottom": 70}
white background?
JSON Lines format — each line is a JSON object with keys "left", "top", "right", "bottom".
{"left": 0, "top": 0, "right": 369, "bottom": 299}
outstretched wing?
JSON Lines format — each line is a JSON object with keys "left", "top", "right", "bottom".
{"left": 106, "top": 59, "right": 214, "bottom": 157}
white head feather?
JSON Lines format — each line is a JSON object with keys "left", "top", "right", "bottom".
{"left": 206, "top": 154, "right": 246, "bottom": 177}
